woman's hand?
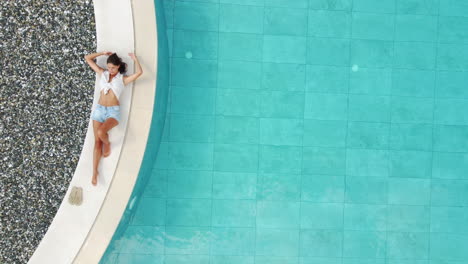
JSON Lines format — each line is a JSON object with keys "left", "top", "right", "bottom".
{"left": 84, "top": 52, "right": 106, "bottom": 75}
{"left": 123, "top": 53, "right": 143, "bottom": 85}
{"left": 102, "top": 51, "right": 113, "bottom": 56}
{"left": 128, "top": 53, "right": 137, "bottom": 60}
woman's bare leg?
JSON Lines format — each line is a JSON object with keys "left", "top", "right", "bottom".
{"left": 97, "top": 118, "right": 119, "bottom": 157}
{"left": 92, "top": 140, "right": 103, "bottom": 185}
{"left": 92, "top": 120, "right": 103, "bottom": 186}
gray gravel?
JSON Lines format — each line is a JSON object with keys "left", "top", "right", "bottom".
{"left": 0, "top": 1, "right": 96, "bottom": 263}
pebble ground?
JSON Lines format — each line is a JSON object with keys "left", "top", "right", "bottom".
{"left": 0, "top": 1, "right": 96, "bottom": 263}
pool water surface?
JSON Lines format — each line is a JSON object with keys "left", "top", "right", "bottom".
{"left": 102, "top": 0, "right": 468, "bottom": 263}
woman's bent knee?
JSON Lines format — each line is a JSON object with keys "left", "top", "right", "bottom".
{"left": 97, "top": 128, "right": 106, "bottom": 139}
{"left": 94, "top": 140, "right": 103, "bottom": 147}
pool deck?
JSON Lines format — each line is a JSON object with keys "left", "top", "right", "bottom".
{"left": 28, "top": 0, "right": 157, "bottom": 263}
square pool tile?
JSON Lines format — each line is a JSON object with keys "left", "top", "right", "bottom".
{"left": 386, "top": 232, "right": 429, "bottom": 259}
{"left": 351, "top": 39, "right": 393, "bottom": 68}
{"left": 352, "top": 13, "right": 394, "bottom": 41}
{"left": 260, "top": 118, "right": 304, "bottom": 146}
{"left": 220, "top": 4, "right": 264, "bottom": 34}
{"left": 131, "top": 198, "right": 166, "bottom": 226}
{"left": 305, "top": 93, "right": 348, "bottom": 120}
{"left": 395, "top": 14, "right": 437, "bottom": 42}
{"left": 212, "top": 171, "right": 257, "bottom": 199}
{"left": 212, "top": 201, "right": 256, "bottom": 227}
{"left": 171, "top": 58, "right": 218, "bottom": 87}
{"left": 431, "top": 179, "right": 468, "bottom": 206}
{"left": 344, "top": 204, "right": 387, "bottom": 231}
{"left": 263, "top": 35, "right": 307, "bottom": 64}
{"left": 260, "top": 91, "right": 305, "bottom": 118}
{"left": 303, "top": 147, "right": 346, "bottom": 175}
{"left": 166, "top": 199, "right": 212, "bottom": 226}
{"left": 308, "top": 10, "right": 351, "bottom": 38}
{"left": 343, "top": 231, "right": 387, "bottom": 258}
{"left": 169, "top": 114, "right": 214, "bottom": 143}
{"left": 433, "top": 125, "right": 468, "bottom": 152}
{"left": 306, "top": 65, "right": 349, "bottom": 94}
{"left": 219, "top": 32, "right": 263, "bottom": 61}
{"left": 165, "top": 227, "right": 211, "bottom": 254}
{"left": 300, "top": 229, "right": 343, "bottom": 257}
{"left": 262, "top": 63, "right": 306, "bottom": 91}
{"left": 301, "top": 175, "right": 345, "bottom": 202}
{"left": 389, "top": 150, "right": 432, "bottom": 179}
{"left": 309, "top": 0, "right": 352, "bottom": 11}
{"left": 258, "top": 173, "right": 301, "bottom": 201}
{"left": 394, "top": 42, "right": 436, "bottom": 70}
{"left": 345, "top": 176, "right": 388, "bottom": 204}
{"left": 387, "top": 205, "right": 430, "bottom": 232}
{"left": 218, "top": 60, "right": 262, "bottom": 90}
{"left": 388, "top": 178, "right": 431, "bottom": 205}
{"left": 173, "top": 30, "right": 218, "bottom": 60}
{"left": 353, "top": 0, "right": 396, "bottom": 13}
{"left": 170, "top": 87, "right": 216, "bottom": 115}
{"left": 211, "top": 227, "right": 256, "bottom": 255}
{"left": 303, "top": 119, "right": 347, "bottom": 148}
{"left": 264, "top": 7, "right": 308, "bottom": 36}
{"left": 257, "top": 201, "right": 301, "bottom": 228}
{"left": 214, "top": 143, "right": 259, "bottom": 173}
{"left": 350, "top": 67, "right": 392, "bottom": 95}
{"left": 397, "top": 0, "right": 439, "bottom": 15}
{"left": 301, "top": 202, "right": 343, "bottom": 229}
{"left": 346, "top": 149, "right": 390, "bottom": 177}
{"left": 215, "top": 116, "right": 259, "bottom": 144}
{"left": 391, "top": 69, "right": 435, "bottom": 97}
{"left": 216, "top": 89, "right": 261, "bottom": 117}
{"left": 308, "top": 37, "right": 350, "bottom": 66}
{"left": 174, "top": 2, "right": 219, "bottom": 31}
{"left": 391, "top": 96, "right": 434, "bottom": 124}
{"left": 169, "top": 142, "right": 214, "bottom": 170}
{"left": 389, "top": 123, "right": 433, "bottom": 151}
{"left": 259, "top": 145, "right": 303, "bottom": 174}
{"left": 167, "top": 170, "right": 213, "bottom": 199}
{"left": 432, "top": 152, "right": 468, "bottom": 180}
{"left": 347, "top": 122, "right": 390, "bottom": 149}
{"left": 348, "top": 94, "right": 391, "bottom": 122}
{"left": 256, "top": 228, "right": 300, "bottom": 257}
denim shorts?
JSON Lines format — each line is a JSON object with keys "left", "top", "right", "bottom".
{"left": 91, "top": 104, "right": 120, "bottom": 123}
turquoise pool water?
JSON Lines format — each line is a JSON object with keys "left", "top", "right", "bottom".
{"left": 102, "top": 0, "right": 468, "bottom": 263}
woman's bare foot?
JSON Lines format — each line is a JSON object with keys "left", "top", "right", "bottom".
{"left": 103, "top": 141, "right": 111, "bottom": 157}
{"left": 92, "top": 171, "right": 98, "bottom": 186}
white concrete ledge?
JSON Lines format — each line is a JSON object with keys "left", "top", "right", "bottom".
{"left": 28, "top": 0, "right": 157, "bottom": 263}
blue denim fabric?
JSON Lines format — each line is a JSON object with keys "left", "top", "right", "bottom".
{"left": 91, "top": 104, "right": 120, "bottom": 123}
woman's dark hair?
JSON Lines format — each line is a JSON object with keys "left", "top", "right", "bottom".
{"left": 107, "top": 53, "right": 127, "bottom": 74}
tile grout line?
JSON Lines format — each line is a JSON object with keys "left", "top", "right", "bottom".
{"left": 208, "top": 0, "right": 221, "bottom": 261}
{"left": 428, "top": 0, "right": 442, "bottom": 261}
{"left": 384, "top": 1, "right": 399, "bottom": 262}
{"left": 164, "top": 109, "right": 468, "bottom": 128}
{"left": 341, "top": 0, "right": 354, "bottom": 262}
{"left": 298, "top": 0, "right": 310, "bottom": 261}
{"left": 253, "top": 3, "right": 266, "bottom": 264}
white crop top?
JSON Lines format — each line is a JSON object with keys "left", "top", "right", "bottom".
{"left": 99, "top": 70, "right": 126, "bottom": 100}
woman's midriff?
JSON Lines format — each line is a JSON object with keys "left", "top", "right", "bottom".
{"left": 98, "top": 89, "right": 120, "bottom": 106}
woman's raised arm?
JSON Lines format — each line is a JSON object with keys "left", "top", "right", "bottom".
{"left": 84, "top": 51, "right": 111, "bottom": 76}
{"left": 123, "top": 53, "right": 143, "bottom": 85}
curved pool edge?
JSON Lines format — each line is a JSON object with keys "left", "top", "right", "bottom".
{"left": 97, "top": 0, "right": 170, "bottom": 261}
{"left": 72, "top": 0, "right": 159, "bottom": 263}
